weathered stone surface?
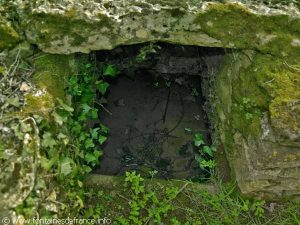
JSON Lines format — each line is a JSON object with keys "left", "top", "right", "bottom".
{"left": 0, "top": 16, "right": 22, "bottom": 50}
{"left": 0, "top": 0, "right": 299, "bottom": 199}
{"left": 0, "top": 0, "right": 299, "bottom": 56}
{"left": 214, "top": 51, "right": 300, "bottom": 199}
{"left": 0, "top": 49, "right": 73, "bottom": 215}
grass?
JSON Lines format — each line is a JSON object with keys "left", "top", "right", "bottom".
{"left": 80, "top": 173, "right": 300, "bottom": 225}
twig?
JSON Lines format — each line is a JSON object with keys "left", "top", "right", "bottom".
{"left": 144, "top": 183, "right": 189, "bottom": 225}
{"left": 95, "top": 101, "right": 113, "bottom": 115}
{"left": 166, "top": 182, "right": 189, "bottom": 203}
{"left": 284, "top": 61, "right": 300, "bottom": 73}
{"left": 263, "top": 78, "right": 275, "bottom": 85}
{"left": 162, "top": 85, "right": 171, "bottom": 123}
{"left": 117, "top": 193, "right": 130, "bottom": 202}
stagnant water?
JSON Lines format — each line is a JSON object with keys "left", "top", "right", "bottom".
{"left": 92, "top": 43, "right": 224, "bottom": 180}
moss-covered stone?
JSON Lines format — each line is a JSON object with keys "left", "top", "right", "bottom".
{"left": 0, "top": 16, "right": 22, "bottom": 50}
{"left": 195, "top": 3, "right": 300, "bottom": 58}
{"left": 1, "top": 0, "right": 297, "bottom": 55}
{"left": 215, "top": 50, "right": 300, "bottom": 199}
{"left": 33, "top": 54, "right": 70, "bottom": 99}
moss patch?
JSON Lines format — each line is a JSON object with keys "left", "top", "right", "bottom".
{"left": 21, "top": 54, "right": 71, "bottom": 117}
{"left": 33, "top": 54, "right": 71, "bottom": 99}
{"left": 195, "top": 3, "right": 300, "bottom": 58}
{"left": 23, "top": 12, "right": 112, "bottom": 48}
{"left": 252, "top": 55, "right": 300, "bottom": 137}
{"left": 0, "top": 16, "right": 22, "bottom": 50}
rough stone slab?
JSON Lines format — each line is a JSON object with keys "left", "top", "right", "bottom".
{"left": 215, "top": 51, "right": 300, "bottom": 200}
{"left": 0, "top": 0, "right": 299, "bottom": 56}
{"left": 84, "top": 174, "right": 219, "bottom": 194}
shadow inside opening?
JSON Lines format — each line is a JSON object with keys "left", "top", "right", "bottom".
{"left": 91, "top": 43, "right": 225, "bottom": 180}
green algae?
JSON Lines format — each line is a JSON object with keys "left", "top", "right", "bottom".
{"left": 195, "top": 3, "right": 300, "bottom": 58}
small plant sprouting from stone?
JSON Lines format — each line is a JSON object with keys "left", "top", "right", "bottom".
{"left": 194, "top": 133, "right": 216, "bottom": 175}
{"left": 148, "top": 170, "right": 158, "bottom": 178}
{"left": 234, "top": 97, "right": 261, "bottom": 120}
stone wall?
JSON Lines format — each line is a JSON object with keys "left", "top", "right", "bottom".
{"left": 215, "top": 51, "right": 300, "bottom": 199}
{"left": 0, "top": 0, "right": 300, "bottom": 199}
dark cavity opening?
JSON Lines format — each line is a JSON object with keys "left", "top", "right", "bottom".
{"left": 91, "top": 42, "right": 225, "bottom": 180}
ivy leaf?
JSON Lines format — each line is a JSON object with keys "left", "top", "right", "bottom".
{"left": 52, "top": 111, "right": 67, "bottom": 125}
{"left": 96, "top": 81, "right": 109, "bottom": 95}
{"left": 90, "top": 108, "right": 98, "bottom": 119}
{"left": 56, "top": 98, "right": 74, "bottom": 112}
{"left": 20, "top": 121, "right": 32, "bottom": 132}
{"left": 85, "top": 153, "right": 97, "bottom": 163}
{"left": 42, "top": 132, "right": 57, "bottom": 148}
{"left": 103, "top": 64, "right": 117, "bottom": 77}
{"left": 83, "top": 165, "right": 92, "bottom": 173}
{"left": 94, "top": 150, "right": 103, "bottom": 159}
{"left": 194, "top": 133, "right": 205, "bottom": 147}
{"left": 71, "top": 121, "right": 82, "bottom": 135}
{"left": 57, "top": 133, "right": 69, "bottom": 145}
{"left": 85, "top": 138, "right": 95, "bottom": 149}
{"left": 98, "top": 135, "right": 107, "bottom": 145}
{"left": 79, "top": 132, "right": 87, "bottom": 142}
{"left": 81, "top": 103, "right": 91, "bottom": 113}
{"left": 203, "top": 146, "right": 214, "bottom": 157}
{"left": 100, "top": 124, "right": 109, "bottom": 134}
{"left": 60, "top": 157, "right": 72, "bottom": 176}
{"left": 84, "top": 63, "right": 92, "bottom": 69}
{"left": 41, "top": 156, "right": 55, "bottom": 171}
{"left": 90, "top": 128, "right": 100, "bottom": 139}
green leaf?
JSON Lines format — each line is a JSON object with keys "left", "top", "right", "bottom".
{"left": 56, "top": 98, "right": 74, "bottom": 112}
{"left": 184, "top": 128, "right": 192, "bottom": 133}
{"left": 83, "top": 165, "right": 92, "bottom": 173}
{"left": 41, "top": 156, "right": 55, "bottom": 171}
{"left": 90, "top": 128, "right": 100, "bottom": 139}
{"left": 20, "top": 121, "right": 32, "bottom": 132}
{"left": 96, "top": 81, "right": 109, "bottom": 95}
{"left": 98, "top": 135, "right": 107, "bottom": 145}
{"left": 79, "top": 132, "right": 87, "bottom": 141}
{"left": 85, "top": 153, "right": 97, "bottom": 163}
{"left": 71, "top": 121, "right": 82, "bottom": 134}
{"left": 194, "top": 133, "right": 205, "bottom": 147}
{"left": 93, "top": 150, "right": 102, "bottom": 159}
{"left": 81, "top": 103, "right": 91, "bottom": 113}
{"left": 200, "top": 159, "right": 216, "bottom": 169}
{"left": 203, "top": 146, "right": 214, "bottom": 157}
{"left": 100, "top": 124, "right": 109, "bottom": 133}
{"left": 57, "top": 133, "right": 69, "bottom": 145}
{"left": 60, "top": 157, "right": 72, "bottom": 176}
{"left": 41, "top": 132, "right": 57, "bottom": 148}
{"left": 85, "top": 138, "right": 95, "bottom": 149}
{"left": 52, "top": 111, "right": 67, "bottom": 125}
{"left": 84, "top": 63, "right": 92, "bottom": 69}
{"left": 103, "top": 64, "right": 117, "bottom": 77}
{"left": 91, "top": 108, "right": 98, "bottom": 119}
{"left": 6, "top": 96, "right": 20, "bottom": 107}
